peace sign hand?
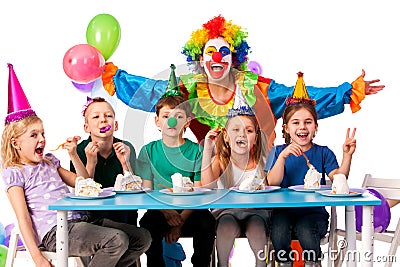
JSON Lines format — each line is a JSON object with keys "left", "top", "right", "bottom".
{"left": 343, "top": 128, "right": 357, "bottom": 155}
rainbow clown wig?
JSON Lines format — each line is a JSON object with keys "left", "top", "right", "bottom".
{"left": 182, "top": 15, "right": 250, "bottom": 71}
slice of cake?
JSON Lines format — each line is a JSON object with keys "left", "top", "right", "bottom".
{"left": 304, "top": 167, "right": 322, "bottom": 189}
{"left": 114, "top": 171, "right": 142, "bottom": 191}
{"left": 332, "top": 174, "right": 349, "bottom": 194}
{"left": 171, "top": 173, "right": 194, "bottom": 192}
{"left": 75, "top": 177, "right": 102, "bottom": 197}
{"left": 182, "top": 176, "right": 194, "bottom": 192}
{"left": 239, "top": 176, "right": 265, "bottom": 191}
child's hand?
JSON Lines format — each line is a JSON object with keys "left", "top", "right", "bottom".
{"left": 84, "top": 141, "right": 100, "bottom": 166}
{"left": 62, "top": 136, "right": 81, "bottom": 155}
{"left": 166, "top": 225, "right": 182, "bottom": 244}
{"left": 161, "top": 210, "right": 183, "bottom": 227}
{"left": 204, "top": 126, "right": 221, "bottom": 151}
{"left": 33, "top": 253, "right": 55, "bottom": 267}
{"left": 343, "top": 128, "right": 356, "bottom": 155}
{"left": 281, "top": 142, "right": 303, "bottom": 159}
{"left": 113, "top": 142, "right": 130, "bottom": 165}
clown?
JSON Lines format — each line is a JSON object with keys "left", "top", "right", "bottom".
{"left": 104, "top": 15, "right": 384, "bottom": 148}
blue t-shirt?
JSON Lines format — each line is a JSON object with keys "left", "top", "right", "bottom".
{"left": 265, "top": 143, "right": 339, "bottom": 215}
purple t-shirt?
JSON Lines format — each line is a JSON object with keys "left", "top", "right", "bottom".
{"left": 2, "top": 153, "right": 79, "bottom": 244}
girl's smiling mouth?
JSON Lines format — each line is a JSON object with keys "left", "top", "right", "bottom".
{"left": 236, "top": 140, "right": 248, "bottom": 147}
{"left": 35, "top": 146, "right": 44, "bottom": 156}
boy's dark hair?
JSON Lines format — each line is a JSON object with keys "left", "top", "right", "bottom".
{"left": 155, "top": 95, "right": 192, "bottom": 117}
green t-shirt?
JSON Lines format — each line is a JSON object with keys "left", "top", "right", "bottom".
{"left": 70, "top": 136, "right": 138, "bottom": 224}
{"left": 136, "top": 139, "right": 203, "bottom": 190}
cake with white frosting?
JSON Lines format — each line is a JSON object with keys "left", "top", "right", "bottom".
{"left": 239, "top": 176, "right": 265, "bottom": 191}
{"left": 304, "top": 167, "right": 322, "bottom": 189}
{"left": 332, "top": 174, "right": 350, "bottom": 194}
{"left": 75, "top": 177, "right": 102, "bottom": 197}
{"left": 171, "top": 173, "right": 194, "bottom": 192}
{"left": 114, "top": 171, "right": 142, "bottom": 191}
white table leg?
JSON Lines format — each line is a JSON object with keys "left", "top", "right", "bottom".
{"left": 362, "top": 206, "right": 374, "bottom": 267}
{"left": 345, "top": 206, "right": 357, "bottom": 267}
{"left": 56, "top": 210, "right": 68, "bottom": 267}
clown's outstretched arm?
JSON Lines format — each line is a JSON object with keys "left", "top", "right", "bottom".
{"left": 265, "top": 70, "right": 384, "bottom": 120}
{"left": 112, "top": 68, "right": 168, "bottom": 112}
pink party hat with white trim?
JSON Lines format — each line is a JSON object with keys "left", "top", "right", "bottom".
{"left": 5, "top": 63, "right": 36, "bottom": 125}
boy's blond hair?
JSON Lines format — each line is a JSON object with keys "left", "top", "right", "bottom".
{"left": 82, "top": 97, "right": 115, "bottom": 122}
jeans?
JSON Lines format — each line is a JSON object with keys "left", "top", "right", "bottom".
{"left": 270, "top": 210, "right": 328, "bottom": 263}
{"left": 42, "top": 218, "right": 151, "bottom": 267}
{"left": 140, "top": 209, "right": 216, "bottom": 267}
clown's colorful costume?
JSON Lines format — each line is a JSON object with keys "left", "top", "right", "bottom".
{"left": 108, "top": 65, "right": 364, "bottom": 143}
{"left": 101, "top": 15, "right": 366, "bottom": 145}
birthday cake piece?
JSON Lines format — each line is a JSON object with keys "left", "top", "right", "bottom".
{"left": 332, "top": 174, "right": 350, "bottom": 194}
{"left": 114, "top": 171, "right": 142, "bottom": 191}
{"left": 75, "top": 177, "right": 102, "bottom": 197}
{"left": 171, "top": 173, "right": 194, "bottom": 193}
{"left": 304, "top": 167, "right": 322, "bottom": 189}
{"left": 239, "top": 175, "right": 265, "bottom": 191}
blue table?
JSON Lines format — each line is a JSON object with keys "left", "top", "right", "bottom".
{"left": 49, "top": 188, "right": 381, "bottom": 267}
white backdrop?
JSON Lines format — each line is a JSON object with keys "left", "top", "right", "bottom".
{"left": 0, "top": 0, "right": 399, "bottom": 265}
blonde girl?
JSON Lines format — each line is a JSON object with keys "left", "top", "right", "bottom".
{"left": 1, "top": 115, "right": 150, "bottom": 267}
{"left": 202, "top": 113, "right": 269, "bottom": 267}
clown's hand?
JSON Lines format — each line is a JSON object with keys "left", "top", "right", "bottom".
{"left": 361, "top": 69, "right": 385, "bottom": 95}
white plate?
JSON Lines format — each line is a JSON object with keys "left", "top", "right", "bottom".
{"left": 66, "top": 191, "right": 116, "bottom": 199}
{"left": 288, "top": 184, "right": 332, "bottom": 192}
{"left": 159, "top": 188, "right": 211, "bottom": 196}
{"left": 231, "top": 186, "right": 281, "bottom": 194}
{"left": 113, "top": 187, "right": 151, "bottom": 194}
{"left": 316, "top": 188, "right": 366, "bottom": 197}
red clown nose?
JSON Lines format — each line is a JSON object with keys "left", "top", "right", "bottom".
{"left": 212, "top": 52, "right": 222, "bottom": 63}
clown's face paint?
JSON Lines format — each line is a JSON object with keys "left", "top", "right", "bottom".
{"left": 202, "top": 37, "right": 232, "bottom": 81}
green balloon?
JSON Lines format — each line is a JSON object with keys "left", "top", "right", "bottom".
{"left": 167, "top": 117, "right": 178, "bottom": 128}
{"left": 86, "top": 14, "right": 121, "bottom": 61}
{"left": 0, "top": 245, "right": 8, "bottom": 267}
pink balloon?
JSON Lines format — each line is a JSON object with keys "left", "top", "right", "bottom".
{"left": 63, "top": 44, "right": 105, "bottom": 83}
{"left": 248, "top": 61, "right": 263, "bottom": 75}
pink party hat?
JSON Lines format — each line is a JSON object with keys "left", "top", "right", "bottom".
{"left": 5, "top": 63, "right": 36, "bottom": 125}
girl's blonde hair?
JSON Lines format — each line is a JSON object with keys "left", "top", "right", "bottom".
{"left": 1, "top": 115, "right": 42, "bottom": 169}
{"left": 215, "top": 115, "right": 267, "bottom": 188}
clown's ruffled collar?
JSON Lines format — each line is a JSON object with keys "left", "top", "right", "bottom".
{"left": 180, "top": 69, "right": 258, "bottom": 128}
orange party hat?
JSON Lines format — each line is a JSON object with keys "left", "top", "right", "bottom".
{"left": 286, "top": 72, "right": 316, "bottom": 106}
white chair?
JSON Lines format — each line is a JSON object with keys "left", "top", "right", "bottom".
{"left": 5, "top": 226, "right": 87, "bottom": 267}
{"left": 333, "top": 174, "right": 400, "bottom": 267}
